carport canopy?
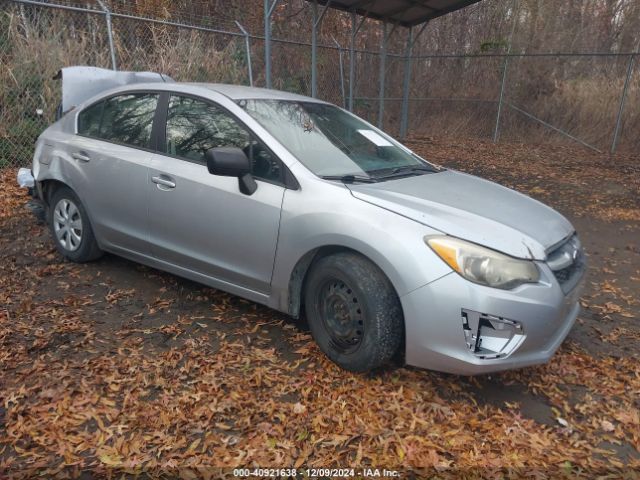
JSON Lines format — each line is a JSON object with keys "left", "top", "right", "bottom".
{"left": 264, "top": 0, "right": 483, "bottom": 137}
{"left": 307, "top": 0, "right": 482, "bottom": 27}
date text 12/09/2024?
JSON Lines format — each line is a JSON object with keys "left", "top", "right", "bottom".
{"left": 233, "top": 468, "right": 401, "bottom": 478}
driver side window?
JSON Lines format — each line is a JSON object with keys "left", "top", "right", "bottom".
{"left": 165, "top": 95, "right": 282, "bottom": 183}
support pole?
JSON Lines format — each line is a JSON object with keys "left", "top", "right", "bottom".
{"left": 348, "top": 12, "right": 356, "bottom": 111}
{"left": 312, "top": 1, "right": 319, "bottom": 98}
{"left": 348, "top": 11, "right": 367, "bottom": 111}
{"left": 611, "top": 52, "right": 636, "bottom": 153}
{"left": 493, "top": 0, "right": 519, "bottom": 142}
{"left": 18, "top": 3, "right": 29, "bottom": 39}
{"left": 399, "top": 22, "right": 427, "bottom": 139}
{"left": 235, "top": 21, "right": 253, "bottom": 87}
{"left": 264, "top": 0, "right": 279, "bottom": 89}
{"left": 399, "top": 27, "right": 413, "bottom": 139}
{"left": 96, "top": 0, "right": 117, "bottom": 70}
{"left": 311, "top": 1, "right": 331, "bottom": 98}
{"left": 378, "top": 22, "right": 397, "bottom": 128}
{"left": 378, "top": 23, "right": 388, "bottom": 128}
{"left": 332, "top": 36, "right": 346, "bottom": 108}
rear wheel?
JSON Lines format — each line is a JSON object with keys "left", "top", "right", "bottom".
{"left": 48, "top": 187, "right": 102, "bottom": 262}
{"left": 304, "top": 252, "right": 403, "bottom": 372}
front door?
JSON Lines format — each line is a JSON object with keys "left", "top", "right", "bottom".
{"left": 147, "top": 94, "right": 286, "bottom": 294}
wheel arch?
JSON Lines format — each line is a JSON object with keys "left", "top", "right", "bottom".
{"left": 38, "top": 178, "right": 102, "bottom": 251}
{"left": 43, "top": 178, "right": 104, "bottom": 262}
{"left": 39, "top": 178, "right": 71, "bottom": 207}
{"left": 286, "top": 244, "right": 404, "bottom": 321}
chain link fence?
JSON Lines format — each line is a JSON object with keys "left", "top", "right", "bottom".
{"left": 1, "top": 0, "right": 638, "bottom": 168}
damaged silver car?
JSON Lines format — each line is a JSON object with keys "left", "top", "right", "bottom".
{"left": 23, "top": 67, "right": 585, "bottom": 374}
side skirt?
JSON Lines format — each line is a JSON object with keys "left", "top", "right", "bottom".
{"left": 102, "top": 245, "right": 279, "bottom": 311}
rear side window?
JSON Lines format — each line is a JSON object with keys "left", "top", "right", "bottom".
{"left": 77, "top": 101, "right": 104, "bottom": 137}
{"left": 100, "top": 94, "right": 158, "bottom": 148}
{"left": 77, "top": 93, "right": 158, "bottom": 149}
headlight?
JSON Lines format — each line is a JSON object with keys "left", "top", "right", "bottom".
{"left": 425, "top": 235, "right": 539, "bottom": 289}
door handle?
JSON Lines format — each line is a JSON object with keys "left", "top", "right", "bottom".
{"left": 151, "top": 175, "right": 176, "bottom": 189}
{"left": 71, "top": 152, "right": 90, "bottom": 162}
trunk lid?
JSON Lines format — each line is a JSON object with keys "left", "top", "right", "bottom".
{"left": 57, "top": 66, "right": 172, "bottom": 113}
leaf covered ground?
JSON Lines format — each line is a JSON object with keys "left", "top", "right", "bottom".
{"left": 0, "top": 138, "right": 639, "bottom": 479}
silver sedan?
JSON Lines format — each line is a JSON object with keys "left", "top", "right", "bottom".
{"left": 28, "top": 77, "right": 585, "bottom": 374}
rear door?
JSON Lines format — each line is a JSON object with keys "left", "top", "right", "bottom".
{"left": 71, "top": 92, "right": 159, "bottom": 254}
{"left": 147, "top": 93, "right": 286, "bottom": 294}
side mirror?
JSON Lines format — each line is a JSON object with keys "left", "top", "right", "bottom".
{"left": 205, "top": 147, "right": 257, "bottom": 195}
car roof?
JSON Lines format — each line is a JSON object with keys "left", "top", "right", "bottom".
{"left": 95, "top": 82, "right": 330, "bottom": 104}
{"left": 191, "top": 83, "right": 326, "bottom": 103}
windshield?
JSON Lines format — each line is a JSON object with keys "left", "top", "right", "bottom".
{"left": 239, "top": 99, "right": 439, "bottom": 179}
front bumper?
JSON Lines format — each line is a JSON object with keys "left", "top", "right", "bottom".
{"left": 401, "top": 263, "right": 584, "bottom": 375}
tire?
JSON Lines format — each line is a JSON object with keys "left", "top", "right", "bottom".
{"left": 48, "top": 186, "right": 103, "bottom": 263}
{"left": 304, "top": 252, "right": 403, "bottom": 372}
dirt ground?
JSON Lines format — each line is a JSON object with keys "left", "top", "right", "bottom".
{"left": 0, "top": 138, "right": 638, "bottom": 478}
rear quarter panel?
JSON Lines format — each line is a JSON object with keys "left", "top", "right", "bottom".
{"left": 33, "top": 114, "right": 113, "bottom": 248}
{"left": 33, "top": 117, "right": 89, "bottom": 202}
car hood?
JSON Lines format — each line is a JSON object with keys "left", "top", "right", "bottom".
{"left": 347, "top": 170, "right": 574, "bottom": 260}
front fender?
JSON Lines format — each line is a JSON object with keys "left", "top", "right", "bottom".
{"left": 270, "top": 181, "right": 453, "bottom": 313}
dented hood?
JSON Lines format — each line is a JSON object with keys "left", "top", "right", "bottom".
{"left": 348, "top": 170, "right": 574, "bottom": 260}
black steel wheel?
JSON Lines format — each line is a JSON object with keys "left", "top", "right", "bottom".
{"left": 304, "top": 252, "right": 403, "bottom": 372}
{"left": 317, "top": 277, "right": 365, "bottom": 354}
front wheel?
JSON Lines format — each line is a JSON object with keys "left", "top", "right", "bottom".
{"left": 304, "top": 252, "right": 403, "bottom": 372}
{"left": 48, "top": 186, "right": 103, "bottom": 262}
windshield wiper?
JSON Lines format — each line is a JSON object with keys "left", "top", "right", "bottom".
{"left": 372, "top": 165, "right": 438, "bottom": 180}
{"left": 321, "top": 174, "right": 378, "bottom": 184}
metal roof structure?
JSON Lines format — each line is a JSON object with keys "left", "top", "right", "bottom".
{"left": 308, "top": 0, "right": 482, "bottom": 27}
{"left": 263, "top": 0, "right": 483, "bottom": 138}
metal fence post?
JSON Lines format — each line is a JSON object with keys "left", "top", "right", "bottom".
{"left": 378, "top": 22, "right": 397, "bottom": 129}
{"left": 348, "top": 12, "right": 367, "bottom": 112}
{"left": 311, "top": 1, "right": 331, "bottom": 98}
{"left": 399, "top": 22, "right": 428, "bottom": 139}
{"left": 18, "top": 3, "right": 30, "bottom": 38}
{"left": 399, "top": 27, "right": 413, "bottom": 139}
{"left": 96, "top": 0, "right": 117, "bottom": 70}
{"left": 332, "top": 36, "right": 346, "bottom": 108}
{"left": 378, "top": 23, "right": 387, "bottom": 128}
{"left": 235, "top": 21, "right": 253, "bottom": 86}
{"left": 611, "top": 52, "right": 636, "bottom": 153}
{"left": 312, "top": 1, "right": 319, "bottom": 98}
{"left": 349, "top": 11, "right": 356, "bottom": 111}
{"left": 264, "top": 0, "right": 279, "bottom": 89}
{"left": 493, "top": 0, "right": 519, "bottom": 142}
